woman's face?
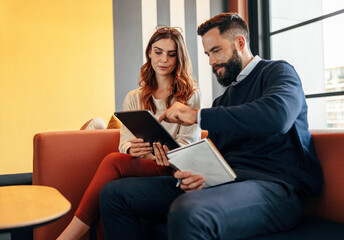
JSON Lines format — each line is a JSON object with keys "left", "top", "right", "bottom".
{"left": 149, "top": 38, "right": 177, "bottom": 78}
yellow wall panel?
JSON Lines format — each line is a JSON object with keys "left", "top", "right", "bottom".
{"left": 0, "top": 0, "right": 114, "bottom": 174}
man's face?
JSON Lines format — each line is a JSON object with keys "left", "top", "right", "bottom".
{"left": 202, "top": 27, "right": 243, "bottom": 87}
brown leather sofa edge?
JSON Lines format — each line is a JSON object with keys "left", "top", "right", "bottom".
{"left": 32, "top": 129, "right": 344, "bottom": 239}
{"left": 33, "top": 130, "right": 120, "bottom": 240}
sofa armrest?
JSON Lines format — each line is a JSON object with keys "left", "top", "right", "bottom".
{"left": 32, "top": 129, "right": 120, "bottom": 240}
{"left": 306, "top": 130, "right": 344, "bottom": 224}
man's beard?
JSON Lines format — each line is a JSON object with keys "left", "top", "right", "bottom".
{"left": 212, "top": 50, "right": 242, "bottom": 87}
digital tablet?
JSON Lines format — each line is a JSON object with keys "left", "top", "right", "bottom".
{"left": 114, "top": 110, "right": 180, "bottom": 150}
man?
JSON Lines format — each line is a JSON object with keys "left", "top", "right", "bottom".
{"left": 100, "top": 13, "right": 323, "bottom": 239}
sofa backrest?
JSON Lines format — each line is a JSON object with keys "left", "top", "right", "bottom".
{"left": 33, "top": 129, "right": 120, "bottom": 240}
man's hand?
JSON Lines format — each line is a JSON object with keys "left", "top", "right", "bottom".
{"left": 174, "top": 171, "right": 206, "bottom": 192}
{"left": 158, "top": 102, "right": 198, "bottom": 126}
{"left": 128, "top": 138, "right": 152, "bottom": 157}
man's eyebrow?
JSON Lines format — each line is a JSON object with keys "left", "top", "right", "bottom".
{"left": 204, "top": 46, "right": 220, "bottom": 55}
{"left": 207, "top": 46, "right": 220, "bottom": 53}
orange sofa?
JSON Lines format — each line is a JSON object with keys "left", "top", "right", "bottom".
{"left": 32, "top": 129, "right": 344, "bottom": 240}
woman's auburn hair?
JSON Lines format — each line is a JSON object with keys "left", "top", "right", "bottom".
{"left": 138, "top": 30, "right": 197, "bottom": 114}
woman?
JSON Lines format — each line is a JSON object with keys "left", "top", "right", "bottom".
{"left": 57, "top": 25, "right": 201, "bottom": 239}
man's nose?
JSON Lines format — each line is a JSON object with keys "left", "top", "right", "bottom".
{"left": 209, "top": 55, "right": 217, "bottom": 66}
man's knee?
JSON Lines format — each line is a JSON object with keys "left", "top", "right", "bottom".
{"left": 100, "top": 181, "right": 124, "bottom": 214}
{"left": 100, "top": 181, "right": 113, "bottom": 212}
{"left": 167, "top": 194, "right": 218, "bottom": 239}
{"left": 168, "top": 194, "right": 212, "bottom": 229}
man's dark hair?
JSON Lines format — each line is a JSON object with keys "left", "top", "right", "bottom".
{"left": 197, "top": 12, "right": 250, "bottom": 45}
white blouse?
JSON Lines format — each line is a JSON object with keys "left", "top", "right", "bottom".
{"left": 119, "top": 88, "right": 202, "bottom": 154}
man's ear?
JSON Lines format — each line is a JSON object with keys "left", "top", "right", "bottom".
{"left": 236, "top": 35, "right": 246, "bottom": 51}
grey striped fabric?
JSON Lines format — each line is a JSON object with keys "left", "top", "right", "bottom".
{"left": 113, "top": 0, "right": 227, "bottom": 110}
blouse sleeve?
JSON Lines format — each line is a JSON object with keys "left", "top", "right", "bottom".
{"left": 118, "top": 92, "right": 138, "bottom": 154}
{"left": 174, "top": 89, "right": 202, "bottom": 146}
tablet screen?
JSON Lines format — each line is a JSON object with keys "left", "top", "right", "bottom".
{"left": 114, "top": 110, "right": 180, "bottom": 150}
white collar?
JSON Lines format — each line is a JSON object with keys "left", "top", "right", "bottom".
{"left": 231, "top": 55, "right": 261, "bottom": 86}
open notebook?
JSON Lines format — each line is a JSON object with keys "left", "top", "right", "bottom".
{"left": 167, "top": 138, "right": 236, "bottom": 188}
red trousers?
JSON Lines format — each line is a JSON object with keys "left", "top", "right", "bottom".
{"left": 75, "top": 152, "right": 172, "bottom": 225}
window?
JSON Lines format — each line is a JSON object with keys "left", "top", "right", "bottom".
{"left": 268, "top": 0, "right": 344, "bottom": 129}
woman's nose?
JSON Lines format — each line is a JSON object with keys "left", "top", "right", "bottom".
{"left": 160, "top": 53, "right": 168, "bottom": 62}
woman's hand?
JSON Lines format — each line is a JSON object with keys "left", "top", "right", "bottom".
{"left": 128, "top": 138, "right": 153, "bottom": 157}
{"left": 142, "top": 153, "right": 156, "bottom": 160}
{"left": 153, "top": 142, "right": 170, "bottom": 166}
{"left": 174, "top": 170, "right": 206, "bottom": 192}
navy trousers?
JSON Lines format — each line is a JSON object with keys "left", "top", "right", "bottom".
{"left": 100, "top": 176, "right": 303, "bottom": 240}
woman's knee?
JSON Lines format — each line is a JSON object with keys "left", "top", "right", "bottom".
{"left": 101, "top": 152, "right": 131, "bottom": 167}
{"left": 103, "top": 152, "right": 128, "bottom": 162}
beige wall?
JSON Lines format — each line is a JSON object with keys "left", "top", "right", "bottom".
{"left": 0, "top": 0, "right": 115, "bottom": 174}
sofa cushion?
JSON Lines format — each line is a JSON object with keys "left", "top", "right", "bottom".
{"left": 106, "top": 115, "right": 122, "bottom": 129}
{"left": 80, "top": 115, "right": 122, "bottom": 130}
{"left": 138, "top": 216, "right": 344, "bottom": 240}
{"left": 80, "top": 117, "right": 106, "bottom": 130}
{"left": 0, "top": 173, "right": 32, "bottom": 186}
{"left": 248, "top": 216, "right": 344, "bottom": 240}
